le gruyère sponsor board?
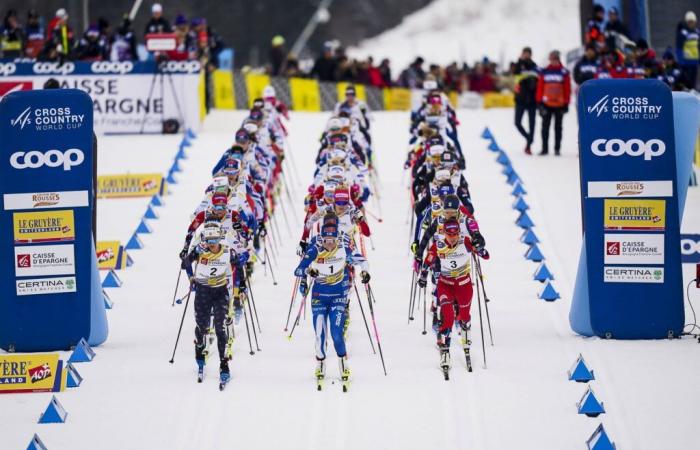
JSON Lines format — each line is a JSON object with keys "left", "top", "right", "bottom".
{"left": 3, "top": 190, "right": 89, "bottom": 210}
{"left": 14, "top": 244, "right": 75, "bottom": 277}
{"left": 12, "top": 209, "right": 75, "bottom": 243}
{"left": 0, "top": 352, "right": 65, "bottom": 393}
{"left": 97, "top": 173, "right": 166, "bottom": 198}
{"left": 16, "top": 276, "right": 77, "bottom": 296}
{"left": 603, "top": 199, "right": 665, "bottom": 231}
{"left": 603, "top": 234, "right": 664, "bottom": 265}
{"left": 587, "top": 180, "right": 673, "bottom": 198}
{"left": 603, "top": 266, "right": 665, "bottom": 283}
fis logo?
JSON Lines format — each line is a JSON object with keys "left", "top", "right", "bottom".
{"left": 587, "top": 95, "right": 609, "bottom": 117}
{"left": 10, "top": 106, "right": 32, "bottom": 130}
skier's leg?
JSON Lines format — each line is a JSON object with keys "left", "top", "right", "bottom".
{"left": 193, "top": 288, "right": 211, "bottom": 362}
{"left": 311, "top": 295, "right": 329, "bottom": 361}
{"left": 436, "top": 281, "right": 455, "bottom": 346}
{"left": 455, "top": 275, "right": 474, "bottom": 326}
{"left": 212, "top": 287, "right": 229, "bottom": 360}
{"left": 329, "top": 298, "right": 348, "bottom": 358}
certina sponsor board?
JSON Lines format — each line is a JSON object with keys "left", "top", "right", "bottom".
{"left": 586, "top": 94, "right": 662, "bottom": 120}
{"left": 603, "top": 199, "right": 665, "bottom": 231}
{"left": 3, "top": 190, "right": 89, "bottom": 210}
{"left": 9, "top": 105, "right": 86, "bottom": 132}
{"left": 13, "top": 210, "right": 75, "bottom": 243}
{"left": 603, "top": 266, "right": 664, "bottom": 283}
{"left": 16, "top": 276, "right": 76, "bottom": 296}
{"left": 14, "top": 244, "right": 75, "bottom": 277}
{"left": 587, "top": 180, "right": 673, "bottom": 198}
{"left": 604, "top": 234, "right": 664, "bottom": 265}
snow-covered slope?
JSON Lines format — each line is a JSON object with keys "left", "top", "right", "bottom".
{"left": 349, "top": 0, "right": 581, "bottom": 68}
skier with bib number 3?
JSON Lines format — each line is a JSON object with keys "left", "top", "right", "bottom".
{"left": 294, "top": 220, "right": 370, "bottom": 391}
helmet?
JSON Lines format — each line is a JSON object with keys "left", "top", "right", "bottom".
{"left": 444, "top": 218, "right": 460, "bottom": 236}
{"left": 263, "top": 85, "right": 276, "bottom": 99}
{"left": 327, "top": 117, "right": 343, "bottom": 133}
{"left": 443, "top": 194, "right": 460, "bottom": 211}
{"left": 321, "top": 222, "right": 339, "bottom": 238}
{"left": 334, "top": 188, "right": 350, "bottom": 206}
{"left": 201, "top": 222, "right": 223, "bottom": 244}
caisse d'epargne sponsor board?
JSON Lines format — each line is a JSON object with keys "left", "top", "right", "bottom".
{"left": 14, "top": 244, "right": 75, "bottom": 277}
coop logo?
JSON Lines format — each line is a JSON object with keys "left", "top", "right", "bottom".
{"left": 28, "top": 363, "right": 52, "bottom": 384}
{"left": 32, "top": 61, "right": 75, "bottom": 75}
{"left": 587, "top": 95, "right": 609, "bottom": 117}
{"left": 10, "top": 106, "right": 32, "bottom": 129}
{"left": 591, "top": 139, "right": 665, "bottom": 161}
{"left": 0, "top": 62, "right": 17, "bottom": 76}
{"left": 158, "top": 60, "right": 200, "bottom": 74}
{"left": 90, "top": 61, "right": 134, "bottom": 74}
{"left": 588, "top": 95, "right": 662, "bottom": 120}
{"left": 10, "top": 149, "right": 84, "bottom": 171}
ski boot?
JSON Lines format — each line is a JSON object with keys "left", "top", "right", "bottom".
{"left": 219, "top": 359, "right": 231, "bottom": 391}
{"left": 431, "top": 305, "right": 440, "bottom": 333}
{"left": 339, "top": 356, "right": 351, "bottom": 392}
{"left": 315, "top": 359, "right": 326, "bottom": 391}
{"left": 195, "top": 342, "right": 206, "bottom": 382}
{"left": 439, "top": 340, "right": 451, "bottom": 381}
{"left": 459, "top": 321, "right": 472, "bottom": 372}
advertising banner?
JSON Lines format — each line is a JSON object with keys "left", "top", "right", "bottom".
{"left": 0, "top": 89, "right": 108, "bottom": 352}
{"left": 0, "top": 61, "right": 201, "bottom": 134}
{"left": 97, "top": 173, "right": 167, "bottom": 198}
{"left": 0, "top": 353, "right": 66, "bottom": 394}
{"left": 681, "top": 234, "right": 700, "bottom": 264}
{"left": 96, "top": 240, "right": 126, "bottom": 270}
{"left": 570, "top": 79, "right": 684, "bottom": 339}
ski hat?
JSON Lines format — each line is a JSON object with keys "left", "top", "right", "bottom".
{"left": 323, "top": 212, "right": 338, "bottom": 226}
{"left": 252, "top": 98, "right": 264, "bottom": 109}
{"left": 686, "top": 11, "right": 697, "bottom": 23}
{"left": 151, "top": 3, "right": 163, "bottom": 14}
{"left": 444, "top": 218, "right": 460, "bottom": 236}
{"left": 175, "top": 14, "right": 187, "bottom": 26}
{"left": 443, "top": 194, "right": 460, "bottom": 211}
{"left": 345, "top": 85, "right": 356, "bottom": 96}
{"left": 56, "top": 8, "right": 68, "bottom": 19}
{"left": 328, "top": 132, "right": 348, "bottom": 145}
{"left": 323, "top": 181, "right": 337, "bottom": 200}
{"left": 327, "top": 165, "right": 346, "bottom": 182}
{"left": 243, "top": 122, "right": 258, "bottom": 135}
{"left": 211, "top": 193, "right": 228, "bottom": 210}
{"left": 438, "top": 183, "right": 455, "bottom": 198}
{"left": 435, "top": 169, "right": 451, "bottom": 182}
{"left": 428, "top": 94, "right": 442, "bottom": 106}
{"left": 235, "top": 128, "right": 250, "bottom": 144}
{"left": 429, "top": 144, "right": 445, "bottom": 158}
{"left": 327, "top": 117, "right": 343, "bottom": 132}
{"left": 202, "top": 222, "right": 222, "bottom": 243}
{"left": 263, "top": 85, "right": 276, "bottom": 98}
{"left": 321, "top": 223, "right": 339, "bottom": 238}
{"left": 440, "top": 151, "right": 456, "bottom": 167}
{"left": 223, "top": 158, "right": 241, "bottom": 175}
{"left": 423, "top": 79, "right": 438, "bottom": 91}
{"left": 229, "top": 144, "right": 245, "bottom": 158}
{"left": 334, "top": 188, "right": 350, "bottom": 206}
{"left": 330, "top": 149, "right": 347, "bottom": 162}
{"left": 212, "top": 176, "right": 228, "bottom": 189}
{"left": 249, "top": 109, "right": 263, "bottom": 122}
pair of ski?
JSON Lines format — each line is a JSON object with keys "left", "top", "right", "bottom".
{"left": 440, "top": 337, "right": 472, "bottom": 381}
{"left": 197, "top": 322, "right": 235, "bottom": 390}
{"left": 316, "top": 373, "right": 350, "bottom": 392}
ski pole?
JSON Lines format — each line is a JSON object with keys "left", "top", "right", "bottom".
{"left": 364, "top": 208, "right": 383, "bottom": 223}
{"left": 284, "top": 277, "right": 300, "bottom": 331}
{"left": 473, "top": 257, "right": 487, "bottom": 369}
{"left": 422, "top": 285, "right": 427, "bottom": 335}
{"left": 365, "top": 284, "right": 388, "bottom": 375}
{"left": 353, "top": 282, "right": 376, "bottom": 354}
{"left": 168, "top": 288, "right": 192, "bottom": 364}
{"left": 246, "top": 289, "right": 261, "bottom": 351}
{"left": 264, "top": 245, "right": 278, "bottom": 285}
{"left": 408, "top": 270, "right": 416, "bottom": 323}
{"left": 242, "top": 297, "right": 255, "bottom": 355}
{"left": 288, "top": 281, "right": 313, "bottom": 340}
{"left": 171, "top": 268, "right": 182, "bottom": 307}
{"left": 278, "top": 192, "right": 293, "bottom": 238}
{"left": 475, "top": 258, "right": 494, "bottom": 346}
{"left": 245, "top": 269, "right": 262, "bottom": 333}
{"left": 368, "top": 235, "right": 376, "bottom": 251}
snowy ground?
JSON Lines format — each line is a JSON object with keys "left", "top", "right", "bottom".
{"left": 3, "top": 108, "right": 699, "bottom": 450}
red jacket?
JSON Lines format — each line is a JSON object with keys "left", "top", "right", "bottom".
{"left": 536, "top": 63, "right": 571, "bottom": 108}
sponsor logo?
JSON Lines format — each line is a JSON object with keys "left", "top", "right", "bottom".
{"left": 16, "top": 276, "right": 77, "bottom": 296}
{"left": 681, "top": 234, "right": 700, "bottom": 264}
{"left": 3, "top": 190, "right": 89, "bottom": 210}
{"left": 591, "top": 139, "right": 665, "bottom": 161}
{"left": 158, "top": 60, "right": 201, "bottom": 74}
{"left": 0, "top": 62, "right": 17, "bottom": 76}
{"left": 604, "top": 266, "right": 664, "bottom": 283}
{"left": 604, "top": 234, "right": 664, "bottom": 264}
{"left": 28, "top": 363, "right": 52, "bottom": 384}
{"left": 0, "top": 81, "right": 32, "bottom": 98}
{"left": 32, "top": 61, "right": 75, "bottom": 75}
{"left": 96, "top": 173, "right": 166, "bottom": 198}
{"left": 587, "top": 181, "right": 673, "bottom": 198}
{"left": 10, "top": 149, "right": 84, "bottom": 171}
{"left": 14, "top": 245, "right": 75, "bottom": 277}
{"left": 588, "top": 95, "right": 662, "bottom": 120}
{"left": 10, "top": 106, "right": 32, "bottom": 130}
{"left": 90, "top": 61, "right": 134, "bottom": 74}
{"left": 96, "top": 247, "right": 114, "bottom": 263}
{"left": 13, "top": 210, "right": 75, "bottom": 243}
{"left": 604, "top": 199, "right": 665, "bottom": 231}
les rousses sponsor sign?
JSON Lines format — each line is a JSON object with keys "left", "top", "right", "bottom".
{"left": 571, "top": 79, "right": 684, "bottom": 339}
{"left": 0, "top": 89, "right": 107, "bottom": 352}
{"left": 0, "top": 61, "right": 201, "bottom": 134}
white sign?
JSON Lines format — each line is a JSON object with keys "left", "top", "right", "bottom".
{"left": 3, "top": 190, "right": 89, "bottom": 210}
{"left": 604, "top": 234, "right": 664, "bottom": 265}
{"left": 16, "top": 276, "right": 77, "bottom": 296}
{"left": 587, "top": 181, "right": 673, "bottom": 198}
{"left": 603, "top": 266, "right": 664, "bottom": 283}
{"left": 14, "top": 244, "right": 75, "bottom": 277}
{"left": 10, "top": 148, "right": 84, "bottom": 171}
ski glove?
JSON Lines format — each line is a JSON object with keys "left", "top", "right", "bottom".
{"left": 258, "top": 221, "right": 267, "bottom": 238}
{"left": 299, "top": 278, "right": 309, "bottom": 296}
{"left": 471, "top": 231, "right": 485, "bottom": 251}
{"left": 417, "top": 270, "right": 428, "bottom": 288}
{"left": 307, "top": 268, "right": 319, "bottom": 278}
{"left": 361, "top": 271, "right": 371, "bottom": 284}
{"left": 237, "top": 252, "right": 249, "bottom": 265}
{"left": 297, "top": 240, "right": 308, "bottom": 257}
{"left": 179, "top": 248, "right": 188, "bottom": 260}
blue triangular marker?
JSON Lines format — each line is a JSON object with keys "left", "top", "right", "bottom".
{"left": 136, "top": 220, "right": 152, "bottom": 234}
{"left": 170, "top": 159, "right": 181, "bottom": 173}
{"left": 513, "top": 196, "right": 529, "bottom": 212}
{"left": 66, "top": 363, "right": 83, "bottom": 388}
{"left": 27, "top": 433, "right": 48, "bottom": 450}
{"left": 187, "top": 128, "right": 197, "bottom": 139}
{"left": 487, "top": 141, "right": 500, "bottom": 152}
{"left": 150, "top": 195, "right": 163, "bottom": 207}
{"left": 533, "top": 262, "right": 554, "bottom": 282}
{"left": 586, "top": 424, "right": 615, "bottom": 450}
{"left": 103, "top": 290, "right": 114, "bottom": 309}
{"left": 539, "top": 281, "right": 560, "bottom": 301}
{"left": 521, "top": 228, "right": 539, "bottom": 245}
{"left": 38, "top": 396, "right": 68, "bottom": 424}
{"left": 507, "top": 171, "right": 521, "bottom": 186}
{"left": 502, "top": 165, "right": 514, "bottom": 176}
{"left": 144, "top": 205, "right": 159, "bottom": 220}
{"left": 577, "top": 386, "right": 605, "bottom": 417}
{"left": 126, "top": 252, "right": 134, "bottom": 267}
{"left": 125, "top": 233, "right": 143, "bottom": 250}
{"left": 525, "top": 244, "right": 545, "bottom": 262}
{"left": 166, "top": 171, "right": 177, "bottom": 185}
{"left": 516, "top": 211, "right": 534, "bottom": 228}
{"left": 176, "top": 145, "right": 188, "bottom": 160}
{"left": 568, "top": 354, "right": 595, "bottom": 382}
{"left": 102, "top": 270, "right": 122, "bottom": 288}
{"left": 496, "top": 151, "right": 511, "bottom": 166}
{"left": 481, "top": 127, "right": 493, "bottom": 140}
{"left": 68, "top": 338, "right": 96, "bottom": 363}
{"left": 181, "top": 137, "right": 192, "bottom": 148}
{"left": 511, "top": 182, "right": 527, "bottom": 196}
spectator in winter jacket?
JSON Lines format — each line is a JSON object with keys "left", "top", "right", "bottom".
{"left": 110, "top": 15, "right": 137, "bottom": 61}
{"left": 468, "top": 63, "right": 496, "bottom": 93}
{"left": 573, "top": 43, "right": 599, "bottom": 85}
{"left": 585, "top": 4, "right": 606, "bottom": 50}
{"left": 605, "top": 7, "right": 631, "bottom": 50}
{"left": 311, "top": 42, "right": 337, "bottom": 81}
{"left": 24, "top": 9, "right": 44, "bottom": 59}
{"left": 269, "top": 35, "right": 286, "bottom": 76}
{"left": 631, "top": 39, "right": 661, "bottom": 79}
{"left": 398, "top": 57, "right": 425, "bottom": 88}
{"left": 676, "top": 11, "right": 699, "bottom": 89}
{"left": 1, "top": 9, "right": 24, "bottom": 59}
{"left": 659, "top": 48, "right": 687, "bottom": 91}
{"left": 144, "top": 3, "right": 172, "bottom": 36}
{"left": 75, "top": 25, "right": 108, "bottom": 61}
{"left": 536, "top": 50, "right": 570, "bottom": 156}
{"left": 513, "top": 47, "right": 538, "bottom": 154}
{"left": 378, "top": 58, "right": 392, "bottom": 87}
{"left": 45, "top": 8, "right": 74, "bottom": 61}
